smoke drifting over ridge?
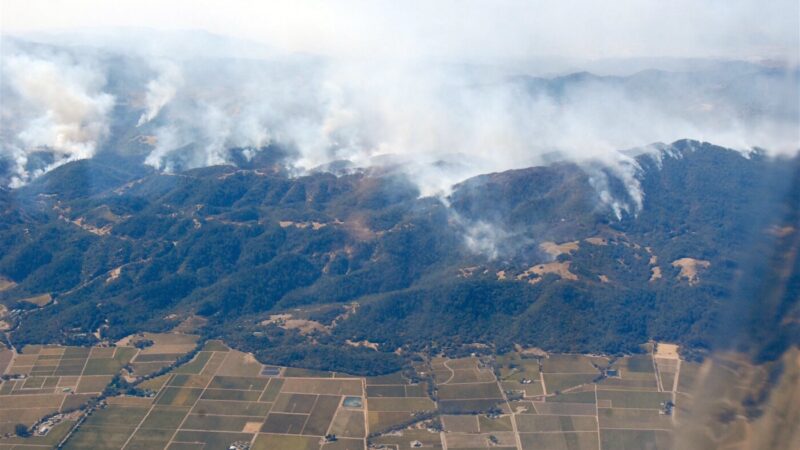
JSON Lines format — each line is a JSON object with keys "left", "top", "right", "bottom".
{"left": 1, "top": 31, "right": 798, "bottom": 205}
{"left": 0, "top": 46, "right": 114, "bottom": 186}
{"left": 136, "top": 60, "right": 182, "bottom": 127}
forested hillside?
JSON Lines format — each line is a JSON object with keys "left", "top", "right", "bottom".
{"left": 0, "top": 140, "right": 796, "bottom": 374}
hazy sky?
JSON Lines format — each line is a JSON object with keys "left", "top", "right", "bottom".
{"left": 2, "top": 0, "right": 798, "bottom": 63}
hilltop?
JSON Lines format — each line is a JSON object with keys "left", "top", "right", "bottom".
{"left": 0, "top": 140, "right": 797, "bottom": 374}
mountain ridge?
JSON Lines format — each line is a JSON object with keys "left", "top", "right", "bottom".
{"left": 0, "top": 140, "right": 797, "bottom": 374}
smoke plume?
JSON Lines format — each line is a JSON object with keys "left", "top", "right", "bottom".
{"left": 1, "top": 46, "right": 114, "bottom": 186}
{"left": 133, "top": 58, "right": 798, "bottom": 201}
{"left": 136, "top": 60, "right": 182, "bottom": 126}
{"left": 0, "top": 31, "right": 798, "bottom": 210}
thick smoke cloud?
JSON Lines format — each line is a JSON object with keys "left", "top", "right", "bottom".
{"left": 1, "top": 46, "right": 114, "bottom": 186}
{"left": 134, "top": 57, "right": 798, "bottom": 202}
{"left": 4, "top": 1, "right": 798, "bottom": 64}
{"left": 0, "top": 32, "right": 798, "bottom": 213}
{"left": 137, "top": 60, "right": 182, "bottom": 126}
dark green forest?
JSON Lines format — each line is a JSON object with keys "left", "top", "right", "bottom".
{"left": 0, "top": 140, "right": 797, "bottom": 375}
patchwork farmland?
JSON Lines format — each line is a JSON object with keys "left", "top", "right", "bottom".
{"left": 0, "top": 338, "right": 768, "bottom": 449}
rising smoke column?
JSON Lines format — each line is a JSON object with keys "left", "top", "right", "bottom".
{"left": 1, "top": 50, "right": 114, "bottom": 185}
{"left": 137, "top": 60, "right": 183, "bottom": 126}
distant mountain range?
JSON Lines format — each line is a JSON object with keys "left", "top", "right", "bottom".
{"left": 2, "top": 35, "right": 798, "bottom": 187}
{"left": 1, "top": 140, "right": 797, "bottom": 375}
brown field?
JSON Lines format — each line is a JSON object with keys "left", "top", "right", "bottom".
{"left": 542, "top": 354, "right": 606, "bottom": 373}
{"left": 141, "top": 407, "right": 188, "bottom": 431}
{"left": 0, "top": 343, "right": 139, "bottom": 434}
{"left": 302, "top": 394, "right": 340, "bottom": 435}
{"left": 479, "top": 415, "right": 514, "bottom": 433}
{"left": 367, "top": 397, "right": 435, "bottom": 412}
{"left": 131, "top": 361, "right": 172, "bottom": 377}
{"left": 596, "top": 390, "right": 671, "bottom": 409}
{"left": 517, "top": 261, "right": 579, "bottom": 284}
{"left": 172, "top": 430, "right": 252, "bottom": 448}
{"left": 155, "top": 386, "right": 204, "bottom": 406}
{"left": 252, "top": 433, "right": 319, "bottom": 450}
{"left": 543, "top": 373, "right": 598, "bottom": 393}
{"left": 329, "top": 409, "right": 365, "bottom": 438}
{"left": 439, "top": 399, "right": 506, "bottom": 414}
{"left": 260, "top": 378, "right": 285, "bottom": 402}
{"left": 446, "top": 431, "right": 517, "bottom": 448}
{"left": 519, "top": 431, "right": 599, "bottom": 450}
{"left": 655, "top": 343, "right": 679, "bottom": 359}
{"left": 366, "top": 384, "right": 406, "bottom": 397}
{"left": 192, "top": 399, "right": 271, "bottom": 417}
{"left": 273, "top": 393, "right": 319, "bottom": 413}
{"left": 200, "top": 388, "right": 262, "bottom": 401}
{"left": 261, "top": 412, "right": 308, "bottom": 434}
{"left": 3, "top": 340, "right": 762, "bottom": 450}
{"left": 502, "top": 380, "right": 545, "bottom": 398}
{"left": 532, "top": 401, "right": 597, "bottom": 416}
{"left": 596, "top": 376, "right": 658, "bottom": 391}
{"left": 547, "top": 390, "right": 597, "bottom": 404}
{"left": 138, "top": 373, "right": 171, "bottom": 391}
{"left": 447, "top": 368, "right": 497, "bottom": 383}
{"left": 671, "top": 257, "right": 711, "bottom": 285}
{"left": 167, "top": 373, "right": 212, "bottom": 389}
{"left": 282, "top": 378, "right": 362, "bottom": 396}
{"left": 76, "top": 375, "right": 114, "bottom": 393}
{"left": 540, "top": 240, "right": 580, "bottom": 257}
{"left": 438, "top": 382, "right": 502, "bottom": 400}
{"left": 365, "top": 371, "right": 406, "bottom": 385}
{"left": 516, "top": 415, "right": 598, "bottom": 433}
{"left": 207, "top": 375, "right": 269, "bottom": 390}
{"left": 443, "top": 414, "right": 480, "bottom": 433}
{"left": 601, "top": 429, "right": 674, "bottom": 449}
{"left": 321, "top": 437, "right": 365, "bottom": 450}
{"left": 368, "top": 411, "right": 415, "bottom": 432}
{"left": 499, "top": 360, "right": 541, "bottom": 381}
{"left": 598, "top": 407, "right": 672, "bottom": 430}
{"left": 215, "top": 350, "right": 265, "bottom": 376}
{"left": 182, "top": 414, "right": 251, "bottom": 432}
{"left": 138, "top": 332, "right": 197, "bottom": 349}
{"left": 585, "top": 236, "right": 608, "bottom": 246}
{"left": 0, "top": 276, "right": 15, "bottom": 291}
{"left": 371, "top": 428, "right": 442, "bottom": 448}
{"left": 20, "top": 293, "right": 52, "bottom": 307}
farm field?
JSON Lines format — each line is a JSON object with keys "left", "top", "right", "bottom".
{"left": 2, "top": 339, "right": 771, "bottom": 450}
{"left": 0, "top": 342, "right": 139, "bottom": 437}
{"left": 50, "top": 340, "right": 369, "bottom": 450}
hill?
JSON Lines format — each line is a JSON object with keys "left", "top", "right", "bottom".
{"left": 0, "top": 140, "right": 797, "bottom": 374}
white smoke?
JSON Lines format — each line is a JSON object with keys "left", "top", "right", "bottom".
{"left": 461, "top": 219, "right": 511, "bottom": 260}
{"left": 136, "top": 60, "right": 183, "bottom": 126}
{"left": 583, "top": 153, "right": 645, "bottom": 219}
{"left": 1, "top": 49, "right": 114, "bottom": 184}
{"left": 0, "top": 39, "right": 796, "bottom": 262}
{"left": 1, "top": 34, "right": 797, "bottom": 208}
{"left": 135, "top": 59, "right": 798, "bottom": 203}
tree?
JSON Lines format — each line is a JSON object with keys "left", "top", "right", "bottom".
{"left": 133, "top": 339, "right": 154, "bottom": 349}
{"left": 14, "top": 424, "right": 30, "bottom": 437}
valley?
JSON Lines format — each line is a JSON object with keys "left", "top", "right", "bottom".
{"left": 0, "top": 335, "right": 782, "bottom": 450}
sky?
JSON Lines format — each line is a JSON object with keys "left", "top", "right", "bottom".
{"left": 2, "top": 0, "right": 799, "bottom": 64}
{"left": 0, "top": 0, "right": 797, "bottom": 197}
